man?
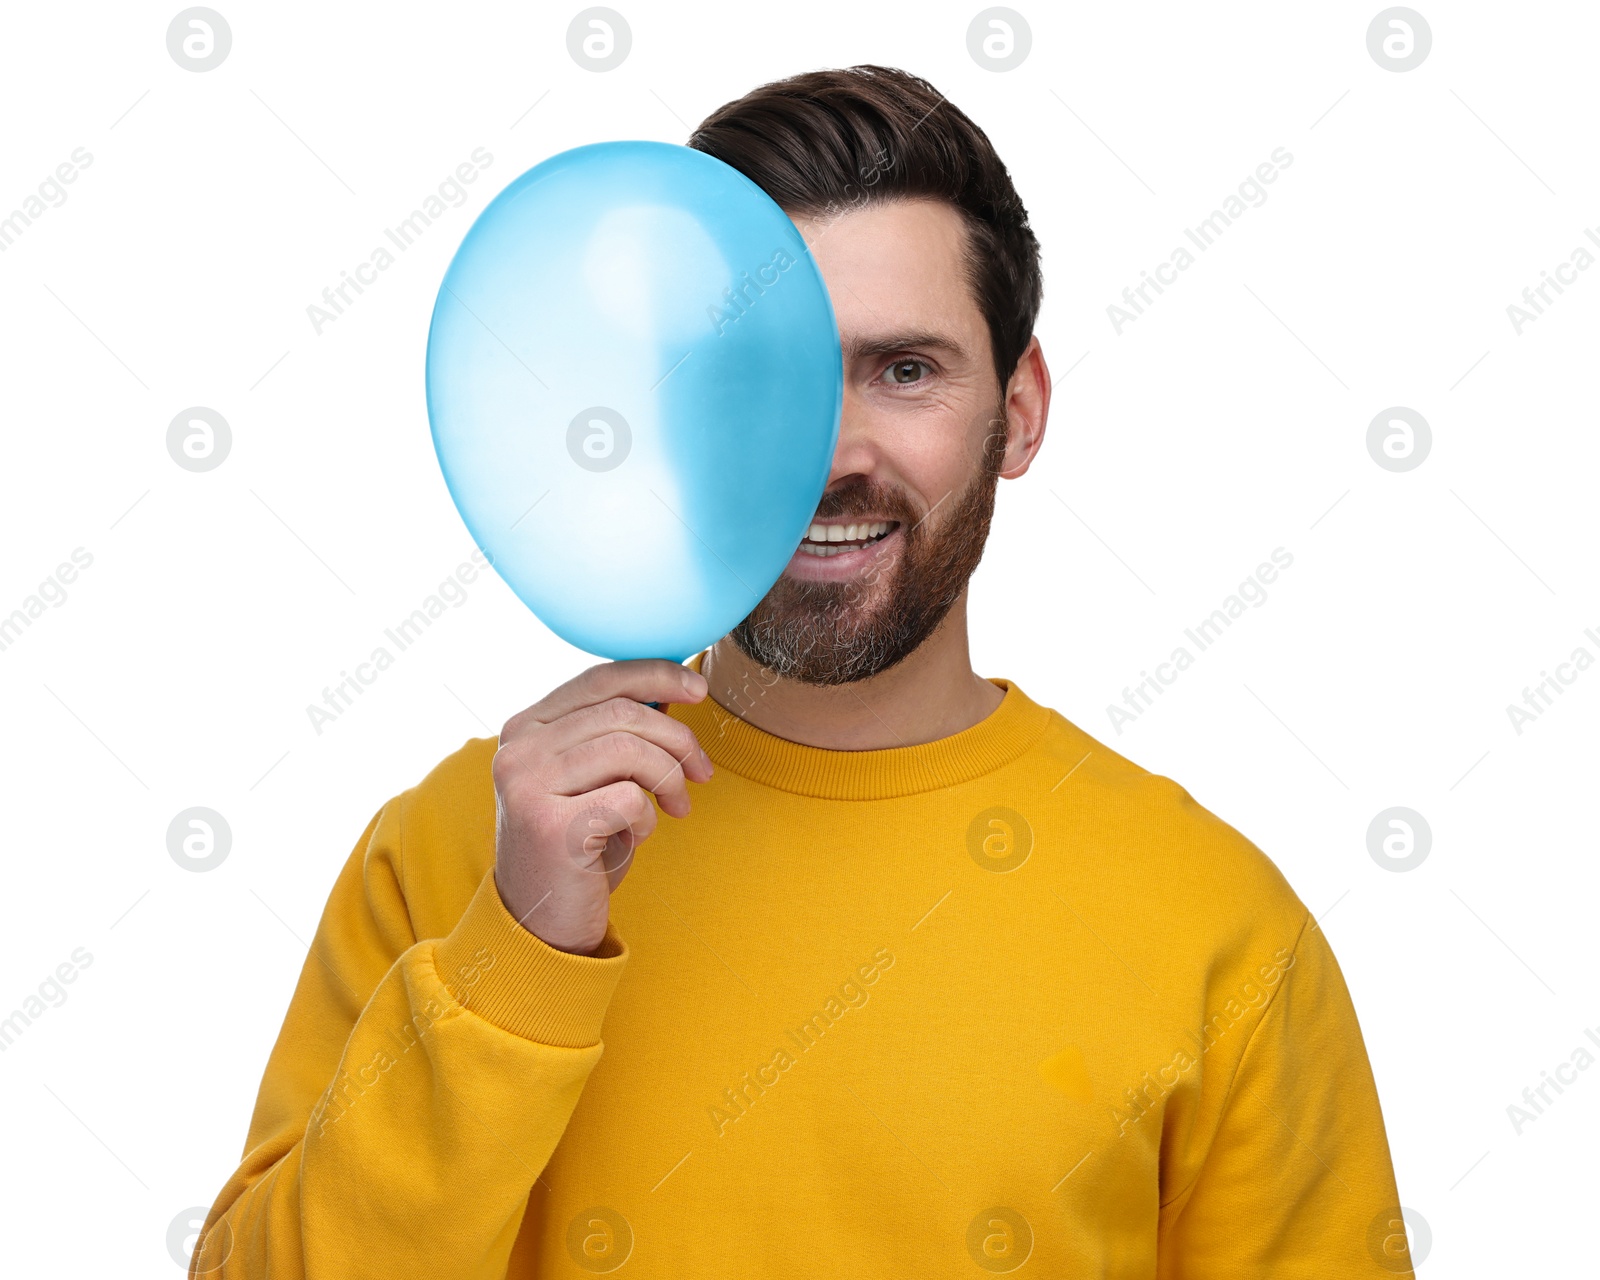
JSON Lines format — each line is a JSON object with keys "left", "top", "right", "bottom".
{"left": 195, "top": 66, "right": 1411, "bottom": 1277}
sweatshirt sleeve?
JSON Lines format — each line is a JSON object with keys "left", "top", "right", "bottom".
{"left": 190, "top": 795, "right": 629, "bottom": 1279}
{"left": 1156, "top": 917, "right": 1414, "bottom": 1279}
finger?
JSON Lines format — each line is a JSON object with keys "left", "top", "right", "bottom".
{"left": 521, "top": 660, "right": 707, "bottom": 729}
{"left": 559, "top": 781, "right": 659, "bottom": 872}
{"left": 552, "top": 732, "right": 696, "bottom": 818}
{"left": 537, "top": 697, "right": 712, "bottom": 782}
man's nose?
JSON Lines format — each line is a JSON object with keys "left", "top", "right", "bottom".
{"left": 826, "top": 385, "right": 879, "bottom": 485}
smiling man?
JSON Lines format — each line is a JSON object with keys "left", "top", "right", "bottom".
{"left": 194, "top": 67, "right": 1412, "bottom": 1278}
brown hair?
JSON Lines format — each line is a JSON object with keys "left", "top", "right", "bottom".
{"left": 688, "top": 65, "right": 1043, "bottom": 393}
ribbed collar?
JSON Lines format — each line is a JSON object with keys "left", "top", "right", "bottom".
{"left": 669, "top": 652, "right": 1053, "bottom": 801}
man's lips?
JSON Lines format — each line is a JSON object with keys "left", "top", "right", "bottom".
{"left": 783, "top": 518, "right": 902, "bottom": 580}
{"left": 795, "top": 517, "right": 900, "bottom": 557}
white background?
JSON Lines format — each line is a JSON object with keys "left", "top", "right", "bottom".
{"left": 1, "top": 1, "right": 1594, "bottom": 1273}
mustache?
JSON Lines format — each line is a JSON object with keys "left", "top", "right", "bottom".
{"left": 813, "top": 478, "right": 920, "bottom": 524}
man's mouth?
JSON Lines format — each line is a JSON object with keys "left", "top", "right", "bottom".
{"left": 796, "top": 519, "right": 900, "bottom": 557}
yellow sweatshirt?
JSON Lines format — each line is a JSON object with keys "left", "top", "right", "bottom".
{"left": 194, "top": 668, "right": 1411, "bottom": 1278}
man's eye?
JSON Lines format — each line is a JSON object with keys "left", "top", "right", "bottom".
{"left": 885, "top": 358, "right": 931, "bottom": 385}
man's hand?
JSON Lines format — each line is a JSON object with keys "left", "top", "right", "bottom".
{"left": 491, "top": 660, "right": 713, "bottom": 954}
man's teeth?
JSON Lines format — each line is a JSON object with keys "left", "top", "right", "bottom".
{"left": 808, "top": 520, "right": 892, "bottom": 542}
{"left": 798, "top": 520, "right": 894, "bottom": 557}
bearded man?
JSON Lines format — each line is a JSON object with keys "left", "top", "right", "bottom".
{"left": 194, "top": 65, "right": 1410, "bottom": 1279}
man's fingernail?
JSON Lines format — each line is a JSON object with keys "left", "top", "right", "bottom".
{"left": 684, "top": 669, "right": 708, "bottom": 696}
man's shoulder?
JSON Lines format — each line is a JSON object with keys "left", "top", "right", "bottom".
{"left": 1022, "top": 699, "right": 1309, "bottom": 939}
{"left": 401, "top": 732, "right": 500, "bottom": 815}
{"left": 388, "top": 734, "right": 500, "bottom": 938}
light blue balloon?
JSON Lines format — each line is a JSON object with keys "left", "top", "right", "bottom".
{"left": 425, "top": 140, "right": 842, "bottom": 661}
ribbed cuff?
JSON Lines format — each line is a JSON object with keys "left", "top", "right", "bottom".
{"left": 432, "top": 867, "right": 628, "bottom": 1048}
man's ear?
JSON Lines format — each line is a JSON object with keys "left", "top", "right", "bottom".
{"left": 995, "top": 336, "right": 1051, "bottom": 480}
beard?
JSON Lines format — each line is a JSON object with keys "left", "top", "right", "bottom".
{"left": 729, "top": 422, "right": 1006, "bottom": 686}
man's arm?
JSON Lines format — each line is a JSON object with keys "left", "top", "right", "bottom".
{"left": 192, "top": 660, "right": 710, "bottom": 1276}
{"left": 1156, "top": 917, "right": 1414, "bottom": 1278}
{"left": 190, "top": 797, "right": 630, "bottom": 1278}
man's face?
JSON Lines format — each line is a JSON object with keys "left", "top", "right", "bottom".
{"left": 730, "top": 198, "right": 1012, "bottom": 685}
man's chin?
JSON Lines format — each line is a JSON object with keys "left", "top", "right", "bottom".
{"left": 728, "top": 593, "right": 900, "bottom": 687}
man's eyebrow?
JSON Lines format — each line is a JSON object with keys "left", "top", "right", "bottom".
{"left": 842, "top": 331, "right": 973, "bottom": 364}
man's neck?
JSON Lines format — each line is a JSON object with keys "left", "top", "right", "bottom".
{"left": 700, "top": 596, "right": 1004, "bottom": 751}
